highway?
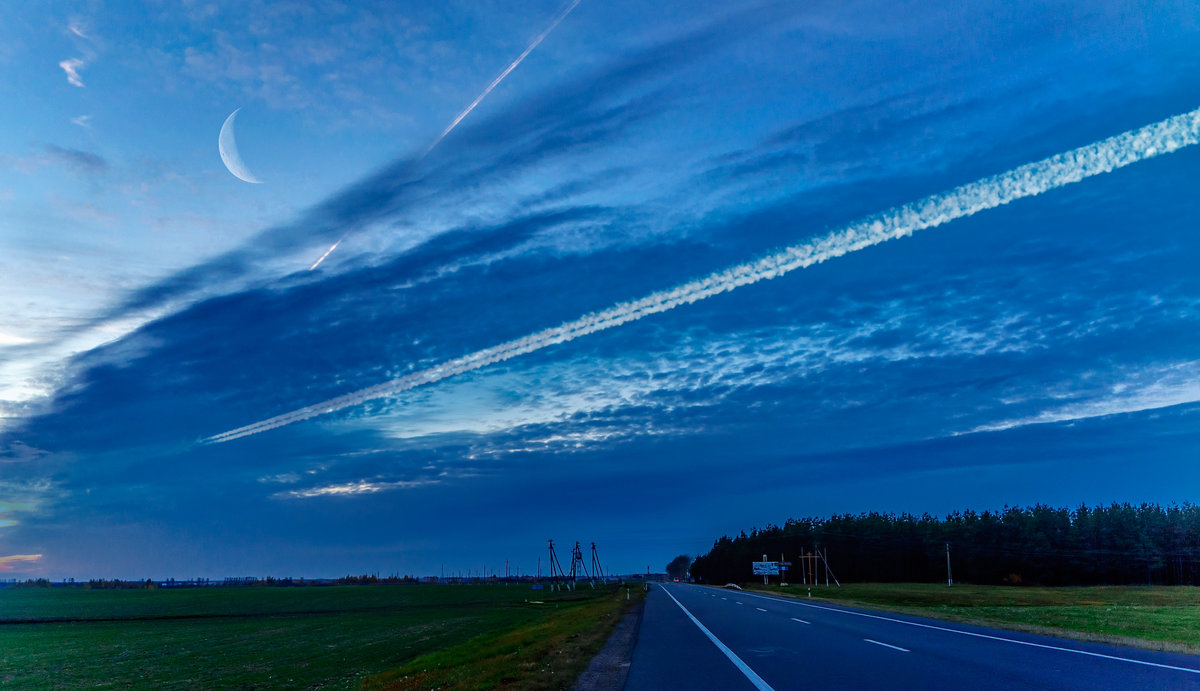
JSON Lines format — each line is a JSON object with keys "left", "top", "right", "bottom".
{"left": 626, "top": 583, "right": 1200, "bottom": 690}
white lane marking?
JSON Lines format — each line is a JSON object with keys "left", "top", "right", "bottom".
{"left": 756, "top": 607, "right": 768, "bottom": 612}
{"left": 791, "top": 617, "right": 810, "bottom": 624}
{"left": 721, "top": 597, "right": 728, "bottom": 600}
{"left": 865, "top": 639, "right": 910, "bottom": 652}
{"left": 659, "top": 586, "right": 775, "bottom": 691}
{"left": 736, "top": 601, "right": 744, "bottom": 605}
{"left": 737, "top": 591, "right": 1200, "bottom": 675}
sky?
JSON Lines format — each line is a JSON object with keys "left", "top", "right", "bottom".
{"left": 2, "top": 0, "right": 1199, "bottom": 580}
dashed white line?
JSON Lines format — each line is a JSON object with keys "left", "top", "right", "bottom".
{"left": 756, "top": 607, "right": 768, "bottom": 612}
{"left": 865, "top": 639, "right": 910, "bottom": 652}
{"left": 736, "top": 601, "right": 744, "bottom": 605}
{"left": 736, "top": 591, "right": 1200, "bottom": 675}
{"left": 790, "top": 617, "right": 810, "bottom": 624}
{"left": 659, "top": 586, "right": 775, "bottom": 691}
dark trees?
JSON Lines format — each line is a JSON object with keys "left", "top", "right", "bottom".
{"left": 690, "top": 503, "right": 1200, "bottom": 586}
{"left": 666, "top": 555, "right": 693, "bottom": 580}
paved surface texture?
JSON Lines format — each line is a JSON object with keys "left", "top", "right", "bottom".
{"left": 626, "top": 583, "right": 1200, "bottom": 690}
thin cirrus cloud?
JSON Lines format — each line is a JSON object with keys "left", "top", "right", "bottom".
{"left": 206, "top": 105, "right": 1200, "bottom": 444}
{"left": 43, "top": 144, "right": 108, "bottom": 175}
{"left": 279, "top": 477, "right": 443, "bottom": 500}
{"left": 357, "top": 309, "right": 1039, "bottom": 445}
{"left": 77, "top": 6, "right": 785, "bottom": 329}
{"left": 0, "top": 554, "right": 43, "bottom": 572}
{"left": 965, "top": 360, "right": 1200, "bottom": 435}
{"left": 58, "top": 58, "right": 86, "bottom": 87}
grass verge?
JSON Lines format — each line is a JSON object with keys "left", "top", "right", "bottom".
{"left": 363, "top": 584, "right": 642, "bottom": 690}
{"left": 743, "top": 582, "right": 1200, "bottom": 653}
{"left": 0, "top": 584, "right": 630, "bottom": 689}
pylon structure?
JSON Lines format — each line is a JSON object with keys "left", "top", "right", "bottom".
{"left": 547, "top": 540, "right": 568, "bottom": 589}
{"left": 590, "top": 542, "right": 605, "bottom": 582}
{"left": 545, "top": 539, "right": 608, "bottom": 589}
{"left": 569, "top": 541, "right": 592, "bottom": 584}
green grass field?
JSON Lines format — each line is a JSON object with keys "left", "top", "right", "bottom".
{"left": 0, "top": 583, "right": 634, "bottom": 689}
{"left": 747, "top": 583, "right": 1200, "bottom": 652}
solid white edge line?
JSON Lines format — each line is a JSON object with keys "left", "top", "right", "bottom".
{"left": 865, "top": 638, "right": 910, "bottom": 652}
{"left": 660, "top": 585, "right": 775, "bottom": 691}
{"left": 735, "top": 591, "right": 1200, "bottom": 675}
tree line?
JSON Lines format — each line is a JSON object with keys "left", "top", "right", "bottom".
{"left": 690, "top": 503, "right": 1200, "bottom": 586}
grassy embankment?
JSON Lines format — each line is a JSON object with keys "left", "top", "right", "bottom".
{"left": 744, "top": 582, "right": 1200, "bottom": 652}
{"left": 0, "top": 582, "right": 639, "bottom": 689}
{"left": 363, "top": 583, "right": 643, "bottom": 690}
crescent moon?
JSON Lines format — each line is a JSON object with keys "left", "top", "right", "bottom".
{"left": 218, "top": 109, "right": 263, "bottom": 184}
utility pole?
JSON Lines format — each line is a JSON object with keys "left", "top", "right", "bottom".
{"left": 946, "top": 543, "right": 953, "bottom": 587}
{"left": 591, "top": 543, "right": 605, "bottom": 582}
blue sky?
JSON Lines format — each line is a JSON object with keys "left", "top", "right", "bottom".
{"left": 2, "top": 0, "right": 1199, "bottom": 579}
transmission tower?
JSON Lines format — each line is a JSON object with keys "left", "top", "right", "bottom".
{"left": 547, "top": 540, "right": 568, "bottom": 589}
{"left": 569, "top": 541, "right": 592, "bottom": 584}
{"left": 590, "top": 542, "right": 605, "bottom": 582}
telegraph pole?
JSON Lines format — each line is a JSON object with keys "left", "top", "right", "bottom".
{"left": 946, "top": 543, "right": 953, "bottom": 587}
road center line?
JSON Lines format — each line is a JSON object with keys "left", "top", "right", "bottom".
{"left": 659, "top": 586, "right": 775, "bottom": 691}
{"left": 865, "top": 639, "right": 910, "bottom": 652}
{"left": 735, "top": 591, "right": 1200, "bottom": 675}
{"left": 756, "top": 607, "right": 768, "bottom": 612}
{"left": 790, "top": 617, "right": 810, "bottom": 624}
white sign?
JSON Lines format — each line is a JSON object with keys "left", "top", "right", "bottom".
{"left": 752, "top": 561, "right": 780, "bottom": 575}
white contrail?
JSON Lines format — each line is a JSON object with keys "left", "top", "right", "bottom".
{"left": 308, "top": 0, "right": 583, "bottom": 271}
{"left": 425, "top": 0, "right": 582, "bottom": 157}
{"left": 308, "top": 236, "right": 344, "bottom": 271}
{"left": 208, "top": 106, "right": 1200, "bottom": 443}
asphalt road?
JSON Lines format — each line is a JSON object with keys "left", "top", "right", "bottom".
{"left": 625, "top": 583, "right": 1200, "bottom": 690}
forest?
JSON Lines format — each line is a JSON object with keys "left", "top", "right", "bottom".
{"left": 690, "top": 503, "right": 1200, "bottom": 586}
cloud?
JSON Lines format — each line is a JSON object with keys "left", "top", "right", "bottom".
{"left": 0, "top": 442, "right": 48, "bottom": 464}
{"left": 59, "top": 57, "right": 86, "bottom": 87}
{"left": 208, "top": 105, "right": 1200, "bottom": 443}
{"left": 0, "top": 331, "right": 35, "bottom": 346}
{"left": 0, "top": 554, "right": 42, "bottom": 572}
{"left": 967, "top": 361, "right": 1200, "bottom": 434}
{"left": 43, "top": 144, "right": 108, "bottom": 175}
{"left": 280, "top": 478, "right": 441, "bottom": 499}
{"left": 83, "top": 6, "right": 788, "bottom": 326}
{"left": 0, "top": 478, "right": 55, "bottom": 533}
{"left": 70, "top": 114, "right": 92, "bottom": 129}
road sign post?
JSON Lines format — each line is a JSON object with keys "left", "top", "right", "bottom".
{"left": 752, "top": 560, "right": 780, "bottom": 586}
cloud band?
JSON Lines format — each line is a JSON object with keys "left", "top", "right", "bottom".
{"left": 208, "top": 106, "right": 1200, "bottom": 443}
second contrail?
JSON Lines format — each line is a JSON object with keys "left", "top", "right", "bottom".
{"left": 209, "top": 106, "right": 1200, "bottom": 443}
{"left": 308, "top": 0, "right": 583, "bottom": 271}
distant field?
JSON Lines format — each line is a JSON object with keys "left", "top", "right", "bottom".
{"left": 746, "top": 583, "right": 1200, "bottom": 652}
{"left": 0, "top": 583, "right": 632, "bottom": 689}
